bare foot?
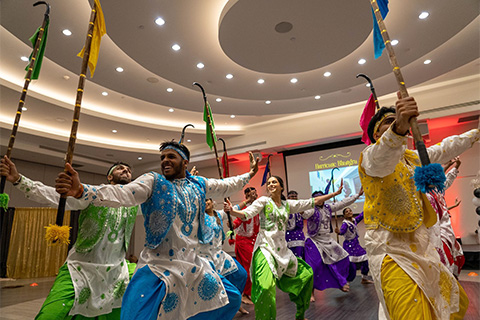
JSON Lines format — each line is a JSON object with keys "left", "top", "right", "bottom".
{"left": 340, "top": 284, "right": 350, "bottom": 292}
{"left": 361, "top": 278, "right": 374, "bottom": 284}
{"left": 242, "top": 294, "right": 254, "bottom": 305}
{"left": 238, "top": 306, "right": 249, "bottom": 314}
{"left": 310, "top": 292, "right": 315, "bottom": 302}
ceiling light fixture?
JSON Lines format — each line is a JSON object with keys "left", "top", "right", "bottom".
{"left": 424, "top": 59, "right": 432, "bottom": 65}
{"left": 22, "top": 107, "right": 27, "bottom": 111}
{"left": 323, "top": 71, "right": 331, "bottom": 77}
{"left": 226, "top": 74, "right": 234, "bottom": 79}
{"left": 265, "top": 100, "right": 271, "bottom": 104}
{"left": 138, "top": 157, "right": 143, "bottom": 160}
{"left": 290, "top": 78, "right": 298, "bottom": 84}
{"left": 166, "top": 88, "right": 173, "bottom": 92}
{"left": 102, "top": 91, "right": 108, "bottom": 96}
{"left": 216, "top": 98, "right": 222, "bottom": 102}
{"left": 169, "top": 108, "right": 174, "bottom": 112}
{"left": 20, "top": 56, "right": 29, "bottom": 62}
{"left": 315, "top": 95, "right": 321, "bottom": 100}
{"left": 196, "top": 62, "right": 204, "bottom": 69}
{"left": 391, "top": 39, "right": 399, "bottom": 46}
{"left": 358, "top": 58, "right": 366, "bottom": 65}
{"left": 62, "top": 29, "right": 72, "bottom": 36}
{"left": 230, "top": 115, "right": 235, "bottom": 118}
{"left": 257, "top": 79, "right": 265, "bottom": 84}
{"left": 171, "top": 44, "right": 181, "bottom": 51}
{"left": 112, "top": 129, "right": 117, "bottom": 133}
{"left": 187, "top": 139, "right": 191, "bottom": 142}
{"left": 419, "top": 12, "right": 429, "bottom": 19}
{"left": 366, "top": 83, "right": 371, "bottom": 87}
{"left": 116, "top": 67, "right": 124, "bottom": 72}
{"left": 155, "top": 17, "right": 165, "bottom": 26}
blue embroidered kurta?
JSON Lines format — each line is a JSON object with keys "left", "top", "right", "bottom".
{"left": 80, "top": 171, "right": 250, "bottom": 319}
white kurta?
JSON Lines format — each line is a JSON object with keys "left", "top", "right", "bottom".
{"left": 361, "top": 127, "right": 479, "bottom": 320}
{"left": 241, "top": 196, "right": 313, "bottom": 278}
{"left": 81, "top": 172, "right": 250, "bottom": 320}
{"left": 15, "top": 176, "right": 135, "bottom": 317}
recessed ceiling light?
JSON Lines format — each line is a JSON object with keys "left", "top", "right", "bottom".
{"left": 323, "top": 72, "right": 331, "bottom": 77}
{"left": 424, "top": 59, "right": 432, "bottom": 65}
{"left": 226, "top": 74, "right": 234, "bottom": 79}
{"left": 196, "top": 62, "right": 205, "bottom": 69}
{"left": 20, "top": 56, "right": 29, "bottom": 62}
{"left": 63, "top": 75, "right": 70, "bottom": 80}
{"left": 187, "top": 139, "right": 191, "bottom": 142}
{"left": 366, "top": 83, "right": 371, "bottom": 87}
{"left": 138, "top": 156, "right": 143, "bottom": 160}
{"left": 21, "top": 106, "right": 27, "bottom": 111}
{"left": 265, "top": 100, "right": 271, "bottom": 104}
{"left": 358, "top": 58, "right": 366, "bottom": 65}
{"left": 62, "top": 29, "right": 72, "bottom": 36}
{"left": 102, "top": 91, "right": 108, "bottom": 96}
{"left": 112, "top": 129, "right": 117, "bottom": 133}
{"left": 56, "top": 117, "right": 66, "bottom": 122}
{"left": 169, "top": 108, "right": 174, "bottom": 112}
{"left": 155, "top": 17, "right": 165, "bottom": 26}
{"left": 116, "top": 67, "right": 124, "bottom": 72}
{"left": 230, "top": 115, "right": 235, "bottom": 118}
{"left": 171, "top": 44, "right": 181, "bottom": 51}
{"left": 315, "top": 95, "right": 321, "bottom": 100}
{"left": 216, "top": 98, "right": 222, "bottom": 102}
{"left": 290, "top": 78, "right": 298, "bottom": 84}
{"left": 391, "top": 39, "right": 399, "bottom": 46}
{"left": 166, "top": 88, "right": 173, "bottom": 92}
{"left": 419, "top": 12, "right": 429, "bottom": 20}
{"left": 257, "top": 79, "right": 265, "bottom": 84}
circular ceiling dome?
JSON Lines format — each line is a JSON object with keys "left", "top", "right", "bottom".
{"left": 219, "top": 0, "right": 372, "bottom": 74}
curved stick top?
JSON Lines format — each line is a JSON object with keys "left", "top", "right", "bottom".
{"left": 34, "top": 1, "right": 50, "bottom": 16}
{"left": 356, "top": 73, "right": 373, "bottom": 87}
{"left": 218, "top": 138, "right": 227, "bottom": 152}
{"left": 192, "top": 82, "right": 207, "bottom": 104}
{"left": 179, "top": 124, "right": 194, "bottom": 144}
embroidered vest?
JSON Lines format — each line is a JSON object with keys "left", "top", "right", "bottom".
{"left": 75, "top": 205, "right": 138, "bottom": 253}
{"left": 359, "top": 149, "right": 437, "bottom": 233}
{"left": 261, "top": 199, "right": 289, "bottom": 232}
{"left": 141, "top": 171, "right": 211, "bottom": 249}
{"left": 306, "top": 204, "right": 331, "bottom": 237}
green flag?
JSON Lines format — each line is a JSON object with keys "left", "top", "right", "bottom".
{"left": 25, "top": 18, "right": 50, "bottom": 80}
{"left": 203, "top": 101, "right": 217, "bottom": 149}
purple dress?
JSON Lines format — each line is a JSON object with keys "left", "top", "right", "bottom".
{"left": 339, "top": 212, "right": 369, "bottom": 276}
{"left": 286, "top": 212, "right": 305, "bottom": 259}
{"left": 302, "top": 195, "right": 359, "bottom": 290}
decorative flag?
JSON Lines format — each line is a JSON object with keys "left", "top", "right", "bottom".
{"left": 26, "top": 18, "right": 50, "bottom": 80}
{"left": 359, "top": 93, "right": 376, "bottom": 145}
{"left": 203, "top": 102, "right": 217, "bottom": 149}
{"left": 324, "top": 167, "right": 339, "bottom": 193}
{"left": 372, "top": 0, "right": 389, "bottom": 59}
{"left": 261, "top": 155, "right": 271, "bottom": 186}
{"left": 221, "top": 150, "right": 229, "bottom": 178}
{"left": 77, "top": 0, "right": 106, "bottom": 77}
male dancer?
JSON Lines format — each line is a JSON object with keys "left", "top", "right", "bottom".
{"left": 231, "top": 186, "right": 259, "bottom": 305}
{"left": 0, "top": 156, "right": 138, "bottom": 319}
{"left": 286, "top": 190, "right": 306, "bottom": 259}
{"left": 55, "top": 141, "right": 259, "bottom": 320}
{"left": 359, "top": 93, "right": 478, "bottom": 319}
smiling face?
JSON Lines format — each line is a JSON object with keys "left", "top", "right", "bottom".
{"left": 267, "top": 177, "right": 283, "bottom": 196}
{"left": 160, "top": 149, "right": 188, "bottom": 180}
{"left": 205, "top": 198, "right": 214, "bottom": 211}
{"left": 108, "top": 165, "right": 132, "bottom": 185}
{"left": 343, "top": 207, "right": 353, "bottom": 219}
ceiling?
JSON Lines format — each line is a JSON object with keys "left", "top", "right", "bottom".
{"left": 0, "top": 0, "right": 479, "bottom": 175}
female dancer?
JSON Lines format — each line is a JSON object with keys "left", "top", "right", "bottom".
{"left": 225, "top": 176, "right": 340, "bottom": 320}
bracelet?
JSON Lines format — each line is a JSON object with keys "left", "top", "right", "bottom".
{"left": 12, "top": 175, "right": 22, "bottom": 186}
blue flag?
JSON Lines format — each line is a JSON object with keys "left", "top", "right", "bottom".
{"left": 372, "top": 0, "right": 389, "bottom": 59}
{"left": 261, "top": 156, "right": 271, "bottom": 186}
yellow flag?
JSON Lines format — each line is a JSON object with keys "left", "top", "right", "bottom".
{"left": 77, "top": 0, "right": 106, "bottom": 77}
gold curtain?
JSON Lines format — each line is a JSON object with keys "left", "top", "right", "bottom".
{"left": 7, "top": 208, "right": 71, "bottom": 279}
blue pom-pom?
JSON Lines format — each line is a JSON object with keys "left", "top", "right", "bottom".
{"left": 414, "top": 163, "right": 446, "bottom": 194}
